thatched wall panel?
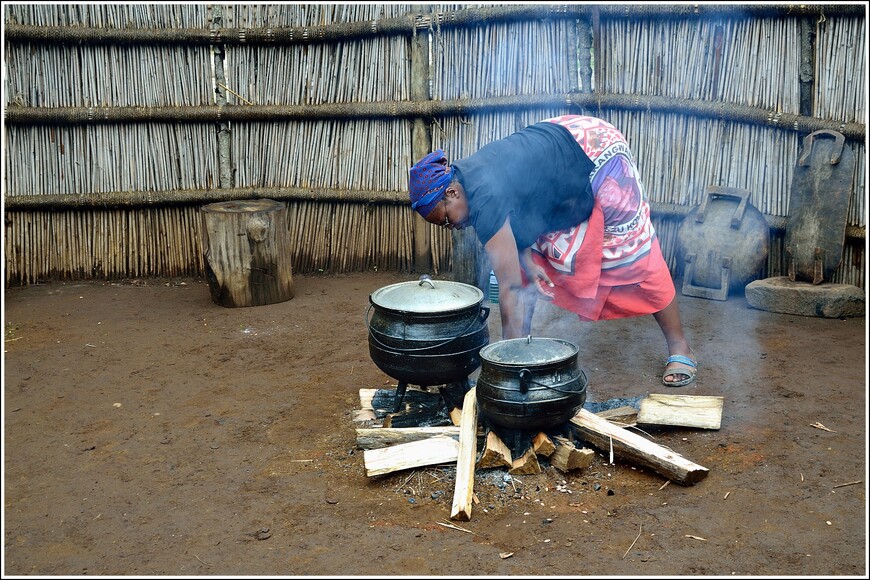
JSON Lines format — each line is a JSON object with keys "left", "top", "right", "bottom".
{"left": 5, "top": 124, "right": 220, "bottom": 197}
{"left": 231, "top": 119, "right": 412, "bottom": 192}
{"left": 601, "top": 17, "right": 802, "bottom": 110}
{"left": 432, "top": 18, "right": 577, "bottom": 100}
{"left": 221, "top": 3, "right": 416, "bottom": 28}
{"left": 3, "top": 3, "right": 207, "bottom": 28}
{"left": 4, "top": 44, "right": 214, "bottom": 108}
{"left": 814, "top": 16, "right": 866, "bottom": 225}
{"left": 2, "top": 3, "right": 866, "bottom": 288}
{"left": 815, "top": 16, "right": 865, "bottom": 123}
{"left": 4, "top": 207, "right": 205, "bottom": 285}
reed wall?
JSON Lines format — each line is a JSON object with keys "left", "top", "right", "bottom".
{"left": 3, "top": 3, "right": 867, "bottom": 290}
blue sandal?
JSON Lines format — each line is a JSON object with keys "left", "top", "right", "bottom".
{"left": 662, "top": 354, "right": 697, "bottom": 387}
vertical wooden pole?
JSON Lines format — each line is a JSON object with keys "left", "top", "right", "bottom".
{"left": 576, "top": 17, "right": 593, "bottom": 93}
{"left": 566, "top": 17, "right": 580, "bottom": 93}
{"left": 798, "top": 17, "right": 816, "bottom": 118}
{"left": 591, "top": 6, "right": 602, "bottom": 94}
{"left": 451, "top": 230, "right": 490, "bottom": 291}
{"left": 410, "top": 7, "right": 433, "bottom": 274}
{"left": 210, "top": 4, "right": 234, "bottom": 189}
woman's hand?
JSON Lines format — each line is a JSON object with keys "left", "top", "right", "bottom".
{"left": 520, "top": 248, "right": 555, "bottom": 299}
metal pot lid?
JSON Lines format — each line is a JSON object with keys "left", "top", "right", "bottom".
{"left": 370, "top": 277, "right": 483, "bottom": 313}
{"left": 480, "top": 336, "right": 578, "bottom": 366}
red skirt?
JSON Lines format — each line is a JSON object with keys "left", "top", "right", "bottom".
{"left": 527, "top": 202, "right": 675, "bottom": 322}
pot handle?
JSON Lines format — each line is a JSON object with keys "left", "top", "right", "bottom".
{"left": 518, "top": 368, "right": 532, "bottom": 394}
{"left": 365, "top": 303, "right": 487, "bottom": 353}
{"left": 480, "top": 306, "right": 490, "bottom": 322}
{"left": 518, "top": 368, "right": 589, "bottom": 396}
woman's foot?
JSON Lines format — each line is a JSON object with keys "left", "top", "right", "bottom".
{"left": 662, "top": 352, "right": 697, "bottom": 387}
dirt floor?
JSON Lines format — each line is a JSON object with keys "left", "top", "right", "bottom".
{"left": 2, "top": 271, "right": 867, "bottom": 577}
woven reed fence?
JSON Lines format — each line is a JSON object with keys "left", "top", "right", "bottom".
{"left": 3, "top": 3, "right": 867, "bottom": 290}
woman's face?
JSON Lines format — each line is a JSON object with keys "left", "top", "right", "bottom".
{"left": 425, "top": 183, "right": 469, "bottom": 230}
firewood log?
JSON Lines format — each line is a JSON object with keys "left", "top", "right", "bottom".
{"left": 450, "top": 388, "right": 479, "bottom": 521}
{"left": 570, "top": 408, "right": 709, "bottom": 485}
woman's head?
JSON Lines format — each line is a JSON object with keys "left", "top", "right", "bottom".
{"left": 408, "top": 150, "right": 454, "bottom": 218}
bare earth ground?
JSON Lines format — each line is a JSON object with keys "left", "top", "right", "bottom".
{"left": 2, "top": 271, "right": 867, "bottom": 577}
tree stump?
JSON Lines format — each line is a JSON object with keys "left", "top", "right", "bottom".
{"left": 200, "top": 199, "right": 295, "bottom": 307}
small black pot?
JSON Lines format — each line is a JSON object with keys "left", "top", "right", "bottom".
{"left": 366, "top": 277, "right": 490, "bottom": 386}
{"left": 477, "top": 336, "right": 588, "bottom": 432}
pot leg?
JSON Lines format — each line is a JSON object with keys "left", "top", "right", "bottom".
{"left": 438, "top": 381, "right": 468, "bottom": 411}
{"left": 393, "top": 381, "right": 408, "bottom": 413}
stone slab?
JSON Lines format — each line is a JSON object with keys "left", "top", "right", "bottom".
{"left": 745, "top": 276, "right": 865, "bottom": 318}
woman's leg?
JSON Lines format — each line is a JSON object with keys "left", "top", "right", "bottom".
{"left": 652, "top": 297, "right": 696, "bottom": 385}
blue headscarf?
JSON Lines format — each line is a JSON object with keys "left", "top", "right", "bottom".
{"left": 408, "top": 149, "right": 454, "bottom": 218}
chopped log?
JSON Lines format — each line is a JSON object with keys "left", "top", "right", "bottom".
{"left": 363, "top": 436, "right": 459, "bottom": 477}
{"left": 382, "top": 408, "right": 452, "bottom": 428}
{"left": 372, "top": 387, "right": 444, "bottom": 417}
{"left": 637, "top": 394, "right": 724, "bottom": 430}
{"left": 359, "top": 388, "right": 377, "bottom": 410}
{"left": 532, "top": 432, "right": 556, "bottom": 457}
{"left": 595, "top": 405, "right": 638, "bottom": 426}
{"left": 550, "top": 435, "right": 595, "bottom": 472}
{"left": 449, "top": 407, "right": 463, "bottom": 426}
{"left": 381, "top": 387, "right": 451, "bottom": 427}
{"left": 200, "top": 199, "right": 294, "bottom": 307}
{"left": 509, "top": 446, "right": 542, "bottom": 475}
{"left": 356, "top": 426, "right": 461, "bottom": 450}
{"left": 353, "top": 409, "right": 377, "bottom": 422}
{"left": 476, "top": 431, "right": 513, "bottom": 470}
{"left": 570, "top": 408, "right": 709, "bottom": 485}
{"left": 450, "top": 388, "right": 478, "bottom": 521}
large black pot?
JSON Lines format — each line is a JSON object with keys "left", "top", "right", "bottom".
{"left": 367, "top": 276, "right": 490, "bottom": 388}
{"left": 477, "top": 336, "right": 588, "bottom": 432}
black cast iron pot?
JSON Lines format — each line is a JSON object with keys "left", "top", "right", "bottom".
{"left": 477, "top": 336, "right": 588, "bottom": 432}
{"left": 366, "top": 276, "right": 490, "bottom": 387}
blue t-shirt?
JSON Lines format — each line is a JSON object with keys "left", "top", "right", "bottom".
{"left": 451, "top": 121, "right": 595, "bottom": 249}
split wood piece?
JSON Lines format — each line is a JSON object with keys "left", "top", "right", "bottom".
{"left": 449, "top": 407, "right": 463, "bottom": 426}
{"left": 353, "top": 409, "right": 377, "bottom": 422}
{"left": 361, "top": 386, "right": 442, "bottom": 412}
{"left": 363, "top": 436, "right": 459, "bottom": 477}
{"left": 550, "top": 435, "right": 595, "bottom": 472}
{"left": 377, "top": 388, "right": 451, "bottom": 428}
{"left": 383, "top": 405, "right": 451, "bottom": 428}
{"left": 595, "top": 405, "right": 639, "bottom": 427}
{"left": 354, "top": 388, "right": 380, "bottom": 422}
{"left": 450, "top": 387, "right": 479, "bottom": 521}
{"left": 476, "top": 431, "right": 513, "bottom": 470}
{"left": 373, "top": 387, "right": 444, "bottom": 416}
{"left": 570, "top": 408, "right": 709, "bottom": 486}
{"left": 356, "top": 426, "right": 461, "bottom": 450}
{"left": 532, "top": 432, "right": 556, "bottom": 457}
{"left": 637, "top": 394, "right": 725, "bottom": 430}
{"left": 509, "top": 446, "right": 542, "bottom": 475}
{"left": 359, "top": 388, "right": 377, "bottom": 410}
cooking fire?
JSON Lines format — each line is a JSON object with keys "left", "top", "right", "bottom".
{"left": 358, "top": 276, "right": 718, "bottom": 521}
